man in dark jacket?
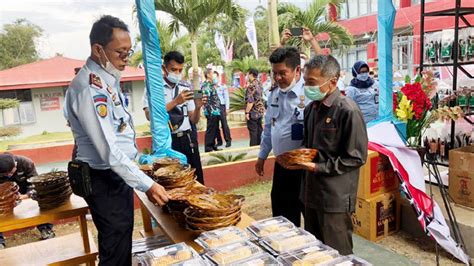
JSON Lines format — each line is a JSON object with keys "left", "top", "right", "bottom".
{"left": 0, "top": 153, "right": 55, "bottom": 249}
{"left": 281, "top": 55, "right": 368, "bottom": 255}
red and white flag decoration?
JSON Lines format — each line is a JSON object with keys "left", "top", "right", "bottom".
{"left": 368, "top": 122, "right": 470, "bottom": 264}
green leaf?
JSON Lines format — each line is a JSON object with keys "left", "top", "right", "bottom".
{"left": 404, "top": 75, "right": 411, "bottom": 84}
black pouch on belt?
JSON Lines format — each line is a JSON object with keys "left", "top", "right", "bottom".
{"left": 67, "top": 160, "right": 92, "bottom": 198}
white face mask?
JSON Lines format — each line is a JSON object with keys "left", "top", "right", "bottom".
{"left": 167, "top": 71, "right": 182, "bottom": 84}
{"left": 280, "top": 76, "right": 296, "bottom": 92}
{"left": 300, "top": 58, "right": 306, "bottom": 70}
{"left": 100, "top": 47, "right": 121, "bottom": 80}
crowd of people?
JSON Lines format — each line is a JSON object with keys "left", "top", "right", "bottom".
{"left": 0, "top": 15, "right": 374, "bottom": 265}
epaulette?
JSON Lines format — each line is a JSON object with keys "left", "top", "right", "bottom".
{"left": 89, "top": 73, "right": 103, "bottom": 89}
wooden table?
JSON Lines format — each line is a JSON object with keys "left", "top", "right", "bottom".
{"left": 0, "top": 195, "right": 98, "bottom": 266}
{"left": 135, "top": 191, "right": 255, "bottom": 253}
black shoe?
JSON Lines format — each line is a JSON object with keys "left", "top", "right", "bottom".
{"left": 216, "top": 142, "right": 223, "bottom": 147}
{"left": 205, "top": 149, "right": 213, "bottom": 153}
{"left": 40, "top": 228, "right": 55, "bottom": 240}
{"left": 225, "top": 142, "right": 231, "bottom": 148}
{"left": 212, "top": 146, "right": 223, "bottom": 151}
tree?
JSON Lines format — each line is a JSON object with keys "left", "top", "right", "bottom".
{"left": 230, "top": 56, "right": 270, "bottom": 74}
{"left": 207, "top": 152, "right": 247, "bottom": 165}
{"left": 0, "top": 19, "right": 43, "bottom": 70}
{"left": 129, "top": 20, "right": 190, "bottom": 67}
{"left": 155, "top": 0, "right": 241, "bottom": 89}
{"left": 277, "top": 0, "right": 353, "bottom": 53}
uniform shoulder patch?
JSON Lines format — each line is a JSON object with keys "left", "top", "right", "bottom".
{"left": 96, "top": 103, "right": 108, "bottom": 118}
{"left": 93, "top": 94, "right": 108, "bottom": 103}
{"left": 90, "top": 73, "right": 103, "bottom": 89}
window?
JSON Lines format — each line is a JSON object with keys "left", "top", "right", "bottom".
{"left": 0, "top": 89, "right": 35, "bottom": 126}
{"left": 371, "top": 0, "right": 378, "bottom": 13}
{"left": 121, "top": 82, "right": 134, "bottom": 112}
{"left": 347, "top": 0, "right": 358, "bottom": 18}
{"left": 359, "top": 0, "right": 369, "bottom": 16}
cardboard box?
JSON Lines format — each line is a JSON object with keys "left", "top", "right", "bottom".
{"left": 449, "top": 146, "right": 474, "bottom": 208}
{"left": 352, "top": 191, "right": 401, "bottom": 242}
{"left": 357, "top": 150, "right": 399, "bottom": 199}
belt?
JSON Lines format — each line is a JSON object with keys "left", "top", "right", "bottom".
{"left": 172, "top": 130, "right": 191, "bottom": 138}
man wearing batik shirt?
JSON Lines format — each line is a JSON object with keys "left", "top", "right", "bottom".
{"left": 202, "top": 69, "right": 222, "bottom": 152}
{"left": 245, "top": 68, "right": 265, "bottom": 146}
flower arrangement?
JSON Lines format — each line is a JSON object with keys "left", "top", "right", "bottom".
{"left": 393, "top": 72, "right": 435, "bottom": 147}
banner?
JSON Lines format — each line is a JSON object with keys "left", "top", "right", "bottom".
{"left": 245, "top": 16, "right": 258, "bottom": 59}
{"left": 214, "top": 31, "right": 227, "bottom": 62}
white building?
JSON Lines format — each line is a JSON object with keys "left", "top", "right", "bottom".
{"left": 0, "top": 56, "right": 147, "bottom": 137}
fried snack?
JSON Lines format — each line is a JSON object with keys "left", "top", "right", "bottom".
{"left": 277, "top": 148, "right": 318, "bottom": 166}
{"left": 187, "top": 193, "right": 244, "bottom": 212}
{"left": 154, "top": 164, "right": 184, "bottom": 177}
{"left": 211, "top": 246, "right": 253, "bottom": 264}
{"left": 153, "top": 157, "right": 181, "bottom": 170}
{"left": 139, "top": 164, "right": 154, "bottom": 177}
{"left": 150, "top": 250, "right": 192, "bottom": 266}
{"left": 167, "top": 184, "right": 215, "bottom": 201}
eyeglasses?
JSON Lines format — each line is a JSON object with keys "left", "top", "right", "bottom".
{"left": 106, "top": 48, "right": 134, "bottom": 59}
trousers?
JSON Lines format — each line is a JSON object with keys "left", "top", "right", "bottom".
{"left": 215, "top": 105, "right": 232, "bottom": 145}
{"left": 271, "top": 162, "right": 304, "bottom": 226}
{"left": 247, "top": 117, "right": 263, "bottom": 146}
{"left": 171, "top": 130, "right": 204, "bottom": 184}
{"left": 304, "top": 207, "right": 354, "bottom": 255}
{"left": 85, "top": 169, "right": 134, "bottom": 266}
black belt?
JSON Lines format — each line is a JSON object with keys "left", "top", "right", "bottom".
{"left": 90, "top": 168, "right": 112, "bottom": 175}
{"left": 172, "top": 130, "right": 191, "bottom": 138}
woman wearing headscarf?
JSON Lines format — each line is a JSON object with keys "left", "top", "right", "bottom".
{"left": 345, "top": 61, "right": 379, "bottom": 123}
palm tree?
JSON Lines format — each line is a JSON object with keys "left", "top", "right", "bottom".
{"left": 207, "top": 152, "right": 247, "bottom": 165}
{"left": 129, "top": 20, "right": 189, "bottom": 67}
{"left": 277, "top": 0, "right": 353, "bottom": 53}
{"left": 229, "top": 87, "right": 246, "bottom": 113}
{"left": 155, "top": 0, "right": 241, "bottom": 89}
{"left": 230, "top": 56, "right": 271, "bottom": 74}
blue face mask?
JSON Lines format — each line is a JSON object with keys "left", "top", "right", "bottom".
{"left": 357, "top": 72, "right": 369, "bottom": 81}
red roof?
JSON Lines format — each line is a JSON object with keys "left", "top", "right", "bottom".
{"left": 0, "top": 56, "right": 145, "bottom": 91}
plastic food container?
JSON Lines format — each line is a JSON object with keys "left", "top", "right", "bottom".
{"left": 205, "top": 240, "right": 263, "bottom": 265}
{"left": 140, "top": 242, "right": 207, "bottom": 266}
{"left": 261, "top": 228, "right": 319, "bottom": 254}
{"left": 229, "top": 253, "right": 281, "bottom": 266}
{"left": 277, "top": 248, "right": 339, "bottom": 266}
{"left": 321, "top": 255, "right": 372, "bottom": 266}
{"left": 247, "top": 216, "right": 295, "bottom": 237}
{"left": 195, "top": 226, "right": 249, "bottom": 249}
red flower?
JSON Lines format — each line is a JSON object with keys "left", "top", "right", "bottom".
{"left": 401, "top": 82, "right": 430, "bottom": 120}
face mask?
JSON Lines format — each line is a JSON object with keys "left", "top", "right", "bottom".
{"left": 100, "top": 47, "right": 121, "bottom": 80}
{"left": 213, "top": 77, "right": 219, "bottom": 84}
{"left": 304, "top": 79, "right": 331, "bottom": 101}
{"left": 167, "top": 71, "right": 182, "bottom": 84}
{"left": 300, "top": 59, "right": 306, "bottom": 70}
{"left": 357, "top": 72, "right": 369, "bottom": 82}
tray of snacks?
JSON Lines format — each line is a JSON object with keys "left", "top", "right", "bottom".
{"left": 277, "top": 247, "right": 339, "bottom": 266}
{"left": 139, "top": 242, "right": 207, "bottom": 266}
{"left": 153, "top": 157, "right": 181, "bottom": 170}
{"left": 204, "top": 240, "right": 263, "bottom": 265}
{"left": 260, "top": 228, "right": 319, "bottom": 255}
{"left": 187, "top": 193, "right": 244, "bottom": 214}
{"left": 319, "top": 255, "right": 372, "bottom": 266}
{"left": 228, "top": 253, "right": 280, "bottom": 266}
{"left": 195, "top": 226, "right": 249, "bottom": 249}
{"left": 247, "top": 216, "right": 295, "bottom": 237}
{"left": 276, "top": 148, "right": 317, "bottom": 166}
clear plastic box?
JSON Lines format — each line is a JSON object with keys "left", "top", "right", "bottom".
{"left": 229, "top": 253, "right": 281, "bottom": 266}
{"left": 261, "top": 228, "right": 319, "bottom": 254}
{"left": 247, "top": 216, "right": 296, "bottom": 237}
{"left": 195, "top": 226, "right": 249, "bottom": 249}
{"left": 205, "top": 240, "right": 263, "bottom": 265}
{"left": 140, "top": 242, "right": 206, "bottom": 266}
{"left": 322, "top": 255, "right": 372, "bottom": 266}
{"left": 277, "top": 249, "right": 339, "bottom": 266}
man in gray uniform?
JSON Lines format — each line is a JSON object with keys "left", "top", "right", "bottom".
{"left": 255, "top": 47, "right": 310, "bottom": 226}
{"left": 65, "top": 15, "right": 169, "bottom": 265}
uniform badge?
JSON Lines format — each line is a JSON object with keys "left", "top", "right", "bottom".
{"left": 96, "top": 103, "right": 108, "bottom": 118}
{"left": 112, "top": 93, "right": 117, "bottom": 102}
{"left": 93, "top": 94, "right": 108, "bottom": 103}
{"left": 106, "top": 86, "right": 113, "bottom": 95}
{"left": 326, "top": 117, "right": 332, "bottom": 124}
{"left": 89, "top": 73, "right": 103, "bottom": 89}
{"left": 118, "top": 119, "right": 127, "bottom": 132}
{"left": 298, "top": 95, "right": 305, "bottom": 108}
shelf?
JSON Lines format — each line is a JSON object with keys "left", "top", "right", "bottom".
{"left": 0, "top": 232, "right": 97, "bottom": 265}
{"left": 423, "top": 7, "right": 474, "bottom": 17}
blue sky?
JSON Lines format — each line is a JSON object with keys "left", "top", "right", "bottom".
{"left": 0, "top": 0, "right": 309, "bottom": 60}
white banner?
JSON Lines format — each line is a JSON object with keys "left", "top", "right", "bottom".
{"left": 245, "top": 16, "right": 258, "bottom": 59}
{"left": 214, "top": 31, "right": 227, "bottom": 62}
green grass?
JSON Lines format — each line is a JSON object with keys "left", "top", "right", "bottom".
{"left": 229, "top": 180, "right": 272, "bottom": 220}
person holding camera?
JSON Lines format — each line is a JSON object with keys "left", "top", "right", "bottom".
{"left": 143, "top": 51, "right": 207, "bottom": 184}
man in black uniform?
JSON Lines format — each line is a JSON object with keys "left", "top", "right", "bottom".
{"left": 0, "top": 153, "right": 55, "bottom": 249}
{"left": 160, "top": 51, "right": 207, "bottom": 184}
{"left": 283, "top": 55, "right": 368, "bottom": 255}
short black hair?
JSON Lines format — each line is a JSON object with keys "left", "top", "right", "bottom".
{"left": 305, "top": 55, "right": 341, "bottom": 79}
{"left": 214, "top": 70, "right": 220, "bottom": 76}
{"left": 248, "top": 68, "right": 258, "bottom": 78}
{"left": 164, "top": 51, "right": 185, "bottom": 66}
{"left": 0, "top": 153, "right": 15, "bottom": 174}
{"left": 269, "top": 47, "right": 300, "bottom": 69}
{"left": 204, "top": 69, "right": 213, "bottom": 79}
{"left": 89, "top": 15, "right": 129, "bottom": 46}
